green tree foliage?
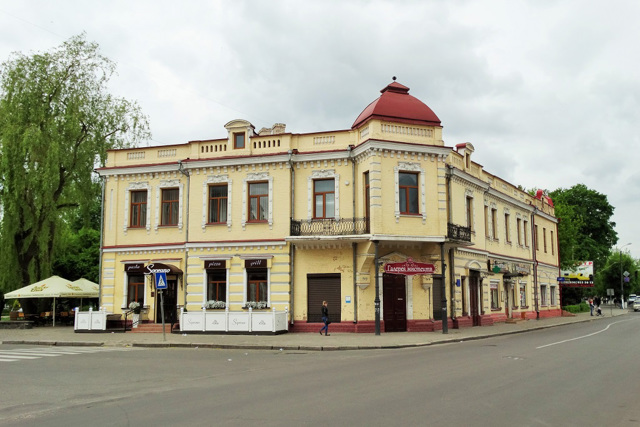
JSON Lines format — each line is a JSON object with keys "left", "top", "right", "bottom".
{"left": 549, "top": 184, "right": 617, "bottom": 269}
{"left": 0, "top": 34, "right": 150, "bottom": 292}
{"left": 595, "top": 250, "right": 639, "bottom": 302}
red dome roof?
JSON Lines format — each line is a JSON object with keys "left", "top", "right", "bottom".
{"left": 352, "top": 81, "right": 441, "bottom": 129}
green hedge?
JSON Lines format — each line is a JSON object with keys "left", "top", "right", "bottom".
{"left": 562, "top": 302, "right": 590, "bottom": 313}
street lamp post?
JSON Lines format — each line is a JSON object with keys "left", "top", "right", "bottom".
{"left": 620, "top": 243, "right": 631, "bottom": 309}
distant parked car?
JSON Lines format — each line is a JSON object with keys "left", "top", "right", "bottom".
{"left": 629, "top": 294, "right": 637, "bottom": 305}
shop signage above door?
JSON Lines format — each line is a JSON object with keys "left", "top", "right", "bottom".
{"left": 384, "top": 258, "right": 435, "bottom": 275}
{"left": 124, "top": 263, "right": 145, "bottom": 273}
{"left": 144, "top": 262, "right": 175, "bottom": 275}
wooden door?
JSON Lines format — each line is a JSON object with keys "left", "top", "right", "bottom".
{"left": 156, "top": 279, "right": 177, "bottom": 324}
{"left": 469, "top": 275, "right": 480, "bottom": 326}
{"left": 383, "top": 273, "right": 406, "bottom": 332}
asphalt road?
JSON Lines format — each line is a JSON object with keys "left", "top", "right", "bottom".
{"left": 2, "top": 316, "right": 639, "bottom": 426}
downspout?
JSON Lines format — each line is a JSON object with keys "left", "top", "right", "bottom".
{"left": 288, "top": 150, "right": 295, "bottom": 325}
{"left": 97, "top": 172, "right": 105, "bottom": 310}
{"left": 348, "top": 145, "right": 358, "bottom": 324}
{"left": 178, "top": 160, "right": 190, "bottom": 312}
{"left": 440, "top": 242, "right": 448, "bottom": 334}
{"left": 555, "top": 217, "right": 562, "bottom": 313}
{"left": 531, "top": 205, "right": 539, "bottom": 319}
{"left": 446, "top": 165, "right": 455, "bottom": 322}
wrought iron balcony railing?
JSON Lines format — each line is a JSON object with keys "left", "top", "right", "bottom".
{"left": 448, "top": 223, "right": 472, "bottom": 242}
{"left": 290, "top": 217, "right": 369, "bottom": 236}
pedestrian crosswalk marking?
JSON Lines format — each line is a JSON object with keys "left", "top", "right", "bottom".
{"left": 0, "top": 346, "right": 142, "bottom": 363}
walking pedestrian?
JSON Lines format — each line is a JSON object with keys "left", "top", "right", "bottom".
{"left": 319, "top": 301, "right": 330, "bottom": 336}
{"left": 589, "top": 297, "right": 594, "bottom": 316}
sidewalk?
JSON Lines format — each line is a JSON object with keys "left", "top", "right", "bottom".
{"left": 0, "top": 307, "right": 632, "bottom": 351}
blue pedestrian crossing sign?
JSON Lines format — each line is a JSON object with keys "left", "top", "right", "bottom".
{"left": 155, "top": 272, "right": 168, "bottom": 290}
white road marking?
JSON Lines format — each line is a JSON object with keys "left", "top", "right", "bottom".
{"left": 536, "top": 319, "right": 632, "bottom": 349}
{"left": 0, "top": 346, "right": 142, "bottom": 363}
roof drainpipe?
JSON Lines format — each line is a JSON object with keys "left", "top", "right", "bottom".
{"left": 97, "top": 171, "right": 105, "bottom": 310}
{"left": 178, "top": 160, "right": 190, "bottom": 312}
{"left": 288, "top": 150, "right": 295, "bottom": 325}
{"left": 531, "top": 205, "right": 539, "bottom": 320}
{"left": 348, "top": 145, "right": 358, "bottom": 324}
{"left": 446, "top": 164, "right": 455, "bottom": 323}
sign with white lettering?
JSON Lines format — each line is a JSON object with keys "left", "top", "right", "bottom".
{"left": 245, "top": 259, "right": 267, "bottom": 269}
{"left": 384, "top": 258, "right": 435, "bottom": 276}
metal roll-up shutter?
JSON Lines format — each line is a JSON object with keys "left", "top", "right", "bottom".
{"left": 307, "top": 274, "right": 341, "bottom": 323}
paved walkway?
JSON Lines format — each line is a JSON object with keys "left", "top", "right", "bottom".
{"left": 0, "top": 306, "right": 634, "bottom": 351}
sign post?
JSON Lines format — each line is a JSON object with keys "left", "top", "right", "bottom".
{"left": 155, "top": 272, "right": 168, "bottom": 342}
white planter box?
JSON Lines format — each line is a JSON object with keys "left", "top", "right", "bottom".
{"left": 180, "top": 308, "right": 288, "bottom": 333}
{"left": 74, "top": 310, "right": 107, "bottom": 331}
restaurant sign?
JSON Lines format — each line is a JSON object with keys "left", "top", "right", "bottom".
{"left": 384, "top": 258, "right": 435, "bottom": 276}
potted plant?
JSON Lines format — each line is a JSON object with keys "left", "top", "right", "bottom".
{"left": 128, "top": 301, "right": 141, "bottom": 328}
{"left": 204, "top": 300, "right": 226, "bottom": 309}
{"left": 243, "top": 301, "right": 267, "bottom": 310}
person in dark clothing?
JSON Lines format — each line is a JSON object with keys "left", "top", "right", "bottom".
{"left": 319, "top": 301, "right": 330, "bottom": 336}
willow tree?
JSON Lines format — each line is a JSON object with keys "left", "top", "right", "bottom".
{"left": 0, "top": 34, "right": 150, "bottom": 292}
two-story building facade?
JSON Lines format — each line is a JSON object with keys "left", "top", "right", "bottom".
{"left": 96, "top": 80, "right": 560, "bottom": 333}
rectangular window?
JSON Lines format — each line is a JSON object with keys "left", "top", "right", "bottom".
{"left": 208, "top": 184, "right": 228, "bottom": 224}
{"left": 516, "top": 218, "right": 522, "bottom": 245}
{"left": 364, "top": 172, "right": 370, "bottom": 233}
{"left": 161, "top": 188, "right": 179, "bottom": 226}
{"left": 247, "top": 268, "right": 268, "bottom": 303}
{"left": 398, "top": 172, "right": 419, "bottom": 214}
{"left": 543, "top": 227, "right": 548, "bottom": 253}
{"left": 524, "top": 220, "right": 529, "bottom": 246}
{"left": 491, "top": 208, "right": 498, "bottom": 240}
{"left": 207, "top": 270, "right": 227, "bottom": 302}
{"left": 129, "top": 190, "right": 147, "bottom": 228}
{"left": 490, "top": 282, "right": 499, "bottom": 310}
{"left": 128, "top": 275, "right": 145, "bottom": 306}
{"left": 484, "top": 206, "right": 489, "bottom": 237}
{"left": 520, "top": 282, "right": 527, "bottom": 307}
{"left": 466, "top": 196, "right": 473, "bottom": 230}
{"left": 504, "top": 213, "right": 511, "bottom": 243}
{"left": 248, "top": 181, "right": 268, "bottom": 222}
{"left": 540, "top": 284, "right": 548, "bottom": 306}
{"left": 535, "top": 225, "right": 539, "bottom": 250}
{"left": 550, "top": 286, "right": 557, "bottom": 305}
{"left": 551, "top": 230, "right": 555, "bottom": 255}
{"left": 314, "top": 179, "right": 335, "bottom": 219}
{"left": 233, "top": 132, "right": 245, "bottom": 149}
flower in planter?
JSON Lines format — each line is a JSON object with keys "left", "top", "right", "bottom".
{"left": 243, "top": 301, "right": 267, "bottom": 310}
{"left": 204, "top": 300, "right": 226, "bottom": 309}
{"left": 128, "top": 301, "right": 141, "bottom": 314}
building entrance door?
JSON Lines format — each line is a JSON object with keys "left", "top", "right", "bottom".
{"left": 156, "top": 279, "right": 178, "bottom": 324}
{"left": 469, "top": 274, "right": 480, "bottom": 326}
{"left": 383, "top": 273, "right": 407, "bottom": 332}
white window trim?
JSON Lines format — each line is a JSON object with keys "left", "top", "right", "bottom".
{"left": 122, "top": 271, "right": 148, "bottom": 309}
{"left": 202, "top": 175, "right": 232, "bottom": 231}
{"left": 124, "top": 182, "right": 151, "bottom": 234}
{"left": 202, "top": 263, "right": 230, "bottom": 308}
{"left": 394, "top": 162, "right": 426, "bottom": 223}
{"left": 155, "top": 179, "right": 183, "bottom": 231}
{"left": 243, "top": 265, "right": 271, "bottom": 307}
{"left": 307, "top": 169, "right": 340, "bottom": 220}
{"left": 242, "top": 172, "right": 273, "bottom": 229}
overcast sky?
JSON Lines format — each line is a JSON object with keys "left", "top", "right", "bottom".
{"left": 1, "top": 0, "right": 639, "bottom": 260}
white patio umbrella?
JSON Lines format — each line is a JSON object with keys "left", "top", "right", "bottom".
{"left": 4, "top": 276, "right": 99, "bottom": 326}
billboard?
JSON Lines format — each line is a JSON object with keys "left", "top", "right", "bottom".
{"left": 559, "top": 261, "right": 594, "bottom": 287}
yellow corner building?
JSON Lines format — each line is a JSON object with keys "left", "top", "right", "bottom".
{"left": 96, "top": 80, "right": 560, "bottom": 333}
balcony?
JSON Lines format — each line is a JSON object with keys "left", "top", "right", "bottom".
{"left": 290, "top": 218, "right": 369, "bottom": 236}
{"left": 448, "top": 223, "right": 472, "bottom": 243}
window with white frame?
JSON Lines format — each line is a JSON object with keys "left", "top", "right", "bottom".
{"left": 520, "top": 282, "right": 527, "bottom": 307}
{"left": 394, "top": 162, "right": 425, "bottom": 222}
{"left": 490, "top": 281, "right": 500, "bottom": 309}
{"left": 550, "top": 285, "right": 557, "bottom": 305}
{"left": 314, "top": 179, "right": 335, "bottom": 219}
{"left": 244, "top": 259, "right": 270, "bottom": 307}
{"left": 540, "top": 284, "right": 548, "bottom": 306}
{"left": 129, "top": 190, "right": 147, "bottom": 228}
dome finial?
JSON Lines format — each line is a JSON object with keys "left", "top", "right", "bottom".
{"left": 392, "top": 76, "right": 397, "bottom": 81}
